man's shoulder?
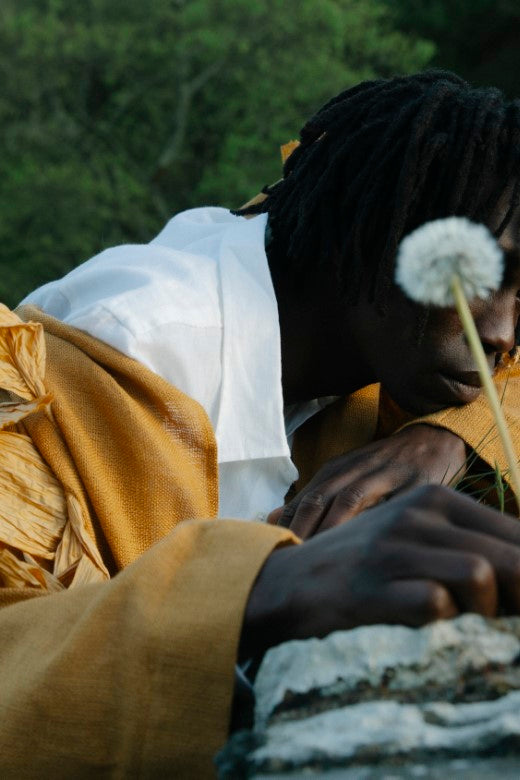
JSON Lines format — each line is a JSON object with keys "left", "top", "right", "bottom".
{"left": 150, "top": 206, "right": 241, "bottom": 253}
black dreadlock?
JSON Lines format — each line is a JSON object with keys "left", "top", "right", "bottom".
{"left": 236, "top": 70, "right": 520, "bottom": 312}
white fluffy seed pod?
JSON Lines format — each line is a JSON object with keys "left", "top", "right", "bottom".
{"left": 395, "top": 217, "right": 503, "bottom": 307}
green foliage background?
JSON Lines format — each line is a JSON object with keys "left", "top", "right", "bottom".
{"left": 1, "top": 0, "right": 518, "bottom": 305}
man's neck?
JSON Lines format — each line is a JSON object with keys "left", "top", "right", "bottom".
{"left": 273, "top": 272, "right": 376, "bottom": 405}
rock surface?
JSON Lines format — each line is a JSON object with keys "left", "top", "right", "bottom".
{"left": 217, "top": 615, "right": 520, "bottom": 778}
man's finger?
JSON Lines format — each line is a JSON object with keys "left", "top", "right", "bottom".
{"left": 267, "top": 506, "right": 284, "bottom": 525}
{"left": 285, "top": 468, "right": 392, "bottom": 536}
{"left": 371, "top": 579, "right": 459, "bottom": 627}
{"left": 405, "top": 508, "right": 520, "bottom": 612}
{"left": 448, "top": 492, "right": 520, "bottom": 548}
{"left": 280, "top": 466, "right": 423, "bottom": 537}
{"left": 284, "top": 491, "right": 327, "bottom": 538}
{"left": 370, "top": 541, "right": 498, "bottom": 617}
{"left": 413, "top": 485, "right": 520, "bottom": 545}
{"left": 318, "top": 472, "right": 417, "bottom": 531}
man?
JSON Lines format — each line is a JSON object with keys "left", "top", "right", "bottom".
{"left": 238, "top": 67, "right": 520, "bottom": 534}
{"left": 1, "top": 70, "right": 520, "bottom": 777}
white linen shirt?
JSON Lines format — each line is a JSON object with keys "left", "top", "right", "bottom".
{"left": 22, "top": 207, "right": 303, "bottom": 519}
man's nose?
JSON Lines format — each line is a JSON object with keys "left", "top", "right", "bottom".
{"left": 474, "top": 290, "right": 518, "bottom": 362}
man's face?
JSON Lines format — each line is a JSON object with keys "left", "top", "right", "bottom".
{"left": 347, "top": 216, "right": 520, "bottom": 416}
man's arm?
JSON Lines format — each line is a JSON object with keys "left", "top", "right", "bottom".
{"left": 0, "top": 518, "right": 296, "bottom": 778}
{"left": 276, "top": 366, "right": 520, "bottom": 538}
{"left": 245, "top": 485, "right": 520, "bottom": 660}
{"left": 271, "top": 424, "right": 466, "bottom": 537}
{"left": 2, "top": 487, "right": 520, "bottom": 777}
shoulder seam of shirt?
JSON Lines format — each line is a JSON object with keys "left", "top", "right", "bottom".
{"left": 69, "top": 303, "right": 222, "bottom": 340}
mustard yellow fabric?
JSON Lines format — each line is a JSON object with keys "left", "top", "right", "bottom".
{"left": 16, "top": 304, "right": 220, "bottom": 576}
{"left": 0, "top": 519, "right": 296, "bottom": 778}
{"left": 280, "top": 139, "right": 300, "bottom": 163}
{"left": 291, "top": 384, "right": 381, "bottom": 491}
{"left": 0, "top": 304, "right": 108, "bottom": 592}
{"left": 0, "top": 305, "right": 297, "bottom": 777}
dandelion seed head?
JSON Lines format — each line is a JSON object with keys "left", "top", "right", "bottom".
{"left": 395, "top": 217, "right": 503, "bottom": 307}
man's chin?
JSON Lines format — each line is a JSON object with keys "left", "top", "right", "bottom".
{"left": 415, "top": 398, "right": 465, "bottom": 415}
{"left": 386, "top": 390, "right": 464, "bottom": 418}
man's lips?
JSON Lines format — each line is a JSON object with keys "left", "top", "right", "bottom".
{"left": 445, "top": 370, "right": 482, "bottom": 388}
{"left": 437, "top": 370, "right": 482, "bottom": 403}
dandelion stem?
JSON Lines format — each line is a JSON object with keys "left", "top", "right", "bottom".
{"left": 451, "top": 274, "right": 520, "bottom": 515}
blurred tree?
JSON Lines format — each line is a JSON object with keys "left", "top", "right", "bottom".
{"left": 383, "top": 0, "right": 520, "bottom": 98}
{"left": 0, "top": 0, "right": 433, "bottom": 305}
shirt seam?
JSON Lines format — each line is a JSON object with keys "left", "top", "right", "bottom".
{"left": 69, "top": 303, "right": 223, "bottom": 340}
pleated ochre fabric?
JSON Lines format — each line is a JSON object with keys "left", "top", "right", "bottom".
{"left": 16, "top": 303, "right": 220, "bottom": 575}
{"left": 0, "top": 304, "right": 297, "bottom": 777}
{"left": 0, "top": 304, "right": 109, "bottom": 595}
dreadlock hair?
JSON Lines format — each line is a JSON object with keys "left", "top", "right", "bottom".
{"left": 235, "top": 70, "right": 520, "bottom": 313}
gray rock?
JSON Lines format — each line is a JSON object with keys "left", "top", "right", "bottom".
{"left": 255, "top": 614, "right": 520, "bottom": 728}
{"left": 217, "top": 615, "right": 520, "bottom": 778}
{"left": 250, "top": 691, "right": 520, "bottom": 771}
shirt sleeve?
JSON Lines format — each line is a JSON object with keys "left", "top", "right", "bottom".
{"left": 0, "top": 518, "right": 297, "bottom": 778}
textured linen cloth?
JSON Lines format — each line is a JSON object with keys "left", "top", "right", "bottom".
{"left": 0, "top": 303, "right": 298, "bottom": 777}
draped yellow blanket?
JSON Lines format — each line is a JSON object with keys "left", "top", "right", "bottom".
{"left": 0, "top": 301, "right": 222, "bottom": 599}
{"left": 0, "top": 305, "right": 296, "bottom": 778}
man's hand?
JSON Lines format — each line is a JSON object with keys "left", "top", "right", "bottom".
{"left": 241, "top": 485, "right": 520, "bottom": 661}
{"left": 269, "top": 424, "right": 467, "bottom": 538}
